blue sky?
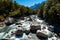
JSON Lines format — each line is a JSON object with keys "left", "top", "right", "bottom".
{"left": 15, "top": 0, "right": 46, "bottom": 7}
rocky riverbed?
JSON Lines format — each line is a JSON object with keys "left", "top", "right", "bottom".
{"left": 0, "top": 15, "right": 60, "bottom": 40}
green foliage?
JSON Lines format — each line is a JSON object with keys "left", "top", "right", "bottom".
{"left": 36, "top": 0, "right": 60, "bottom": 23}
{"left": 1, "top": 0, "right": 60, "bottom": 24}
{"left": 0, "top": 15, "right": 5, "bottom": 21}
{"left": 0, "top": 0, "right": 36, "bottom": 21}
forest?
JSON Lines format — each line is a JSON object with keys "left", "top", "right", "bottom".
{"left": 0, "top": 0, "right": 60, "bottom": 24}
{"left": 0, "top": 0, "right": 36, "bottom": 21}
{"left": 36, "top": 0, "right": 60, "bottom": 24}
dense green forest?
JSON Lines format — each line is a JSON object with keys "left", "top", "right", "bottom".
{"left": 0, "top": 0, "right": 36, "bottom": 21}
{"left": 0, "top": 0, "right": 60, "bottom": 24}
{"left": 36, "top": 0, "right": 60, "bottom": 24}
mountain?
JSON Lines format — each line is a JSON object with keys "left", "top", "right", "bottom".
{"left": 30, "top": 3, "right": 41, "bottom": 10}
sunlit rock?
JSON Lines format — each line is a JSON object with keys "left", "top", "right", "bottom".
{"left": 28, "top": 36, "right": 32, "bottom": 39}
{"left": 36, "top": 26, "right": 52, "bottom": 38}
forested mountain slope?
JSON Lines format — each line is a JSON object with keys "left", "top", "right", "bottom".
{"left": 0, "top": 0, "right": 36, "bottom": 21}
{"left": 36, "top": 0, "right": 60, "bottom": 24}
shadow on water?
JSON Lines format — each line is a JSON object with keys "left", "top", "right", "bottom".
{"left": 45, "top": 20, "right": 60, "bottom": 34}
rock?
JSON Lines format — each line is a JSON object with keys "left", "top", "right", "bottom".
{"left": 36, "top": 31, "right": 48, "bottom": 40}
{"left": 59, "top": 33, "right": 60, "bottom": 37}
{"left": 15, "top": 30, "right": 23, "bottom": 38}
{"left": 51, "top": 36, "right": 57, "bottom": 40}
{"left": 36, "top": 32, "right": 48, "bottom": 38}
{"left": 28, "top": 36, "right": 32, "bottom": 39}
{"left": 15, "top": 22, "right": 22, "bottom": 25}
{"left": 30, "top": 25, "right": 41, "bottom": 33}
{"left": 24, "top": 30, "right": 30, "bottom": 35}
{"left": 48, "top": 25, "right": 54, "bottom": 32}
{"left": 20, "top": 17, "right": 24, "bottom": 20}
{"left": 36, "top": 29, "right": 52, "bottom": 38}
{"left": 2, "top": 38, "right": 9, "bottom": 40}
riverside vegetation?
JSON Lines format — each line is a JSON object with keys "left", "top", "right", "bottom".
{"left": 0, "top": 0, "right": 60, "bottom": 24}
